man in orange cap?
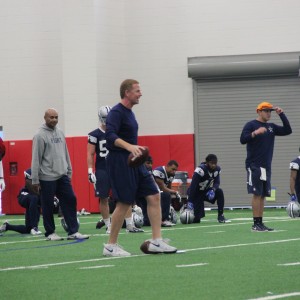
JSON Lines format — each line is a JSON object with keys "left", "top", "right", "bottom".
{"left": 240, "top": 102, "right": 292, "bottom": 232}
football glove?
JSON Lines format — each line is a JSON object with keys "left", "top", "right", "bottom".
{"left": 288, "top": 193, "right": 297, "bottom": 202}
{"left": 175, "top": 191, "right": 182, "bottom": 203}
{"left": 53, "top": 196, "right": 59, "bottom": 207}
{"left": 0, "top": 178, "right": 5, "bottom": 191}
{"left": 88, "top": 168, "right": 96, "bottom": 184}
{"left": 206, "top": 189, "right": 215, "bottom": 201}
{"left": 187, "top": 201, "right": 194, "bottom": 210}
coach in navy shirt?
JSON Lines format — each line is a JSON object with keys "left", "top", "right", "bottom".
{"left": 240, "top": 101, "right": 292, "bottom": 232}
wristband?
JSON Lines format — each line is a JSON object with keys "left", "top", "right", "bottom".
{"left": 88, "top": 168, "right": 93, "bottom": 174}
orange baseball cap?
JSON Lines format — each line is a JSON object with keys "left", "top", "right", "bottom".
{"left": 256, "top": 101, "right": 274, "bottom": 112}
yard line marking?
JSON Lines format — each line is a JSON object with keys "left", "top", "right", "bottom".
{"left": 184, "top": 238, "right": 300, "bottom": 253}
{"left": 176, "top": 263, "right": 208, "bottom": 268}
{"left": 1, "top": 237, "right": 300, "bottom": 272}
{"left": 79, "top": 265, "right": 115, "bottom": 270}
{"left": 247, "top": 291, "right": 300, "bottom": 299}
{"left": 206, "top": 231, "right": 225, "bottom": 234}
{"left": 277, "top": 262, "right": 300, "bottom": 266}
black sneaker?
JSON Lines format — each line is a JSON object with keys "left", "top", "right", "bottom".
{"left": 251, "top": 224, "right": 268, "bottom": 232}
{"left": 96, "top": 219, "right": 105, "bottom": 229}
{"left": 218, "top": 215, "right": 231, "bottom": 223}
{"left": 260, "top": 223, "right": 274, "bottom": 232}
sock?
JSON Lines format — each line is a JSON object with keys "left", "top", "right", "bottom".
{"left": 103, "top": 218, "right": 110, "bottom": 226}
{"left": 218, "top": 210, "right": 223, "bottom": 217}
{"left": 125, "top": 217, "right": 132, "bottom": 227}
{"left": 253, "top": 217, "right": 262, "bottom": 225}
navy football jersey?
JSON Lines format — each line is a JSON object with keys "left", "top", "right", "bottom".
{"left": 188, "top": 162, "right": 221, "bottom": 200}
{"left": 152, "top": 166, "right": 175, "bottom": 187}
{"left": 290, "top": 156, "right": 300, "bottom": 197}
{"left": 88, "top": 128, "right": 109, "bottom": 170}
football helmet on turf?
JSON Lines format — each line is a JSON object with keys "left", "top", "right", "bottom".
{"left": 61, "top": 217, "right": 80, "bottom": 232}
{"left": 132, "top": 212, "right": 144, "bottom": 228}
{"left": 132, "top": 205, "right": 143, "bottom": 217}
{"left": 286, "top": 201, "right": 300, "bottom": 218}
{"left": 180, "top": 208, "right": 195, "bottom": 224}
{"left": 98, "top": 106, "right": 112, "bottom": 124}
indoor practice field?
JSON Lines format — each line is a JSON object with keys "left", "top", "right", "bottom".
{"left": 0, "top": 208, "right": 299, "bottom": 300}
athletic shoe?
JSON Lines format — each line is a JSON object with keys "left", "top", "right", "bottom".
{"left": 67, "top": 232, "right": 90, "bottom": 240}
{"left": 0, "top": 221, "right": 8, "bottom": 233}
{"left": 106, "top": 225, "right": 111, "bottom": 234}
{"left": 218, "top": 215, "right": 231, "bottom": 223}
{"left": 46, "top": 233, "right": 64, "bottom": 241}
{"left": 251, "top": 224, "right": 268, "bottom": 232}
{"left": 161, "top": 220, "right": 175, "bottom": 227}
{"left": 103, "top": 243, "right": 131, "bottom": 257}
{"left": 30, "top": 228, "right": 42, "bottom": 235}
{"left": 96, "top": 219, "right": 105, "bottom": 229}
{"left": 147, "top": 239, "right": 177, "bottom": 254}
{"left": 260, "top": 223, "right": 274, "bottom": 232}
{"left": 80, "top": 208, "right": 91, "bottom": 215}
{"left": 126, "top": 224, "right": 144, "bottom": 233}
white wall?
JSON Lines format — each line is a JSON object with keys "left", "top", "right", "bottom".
{"left": 0, "top": 0, "right": 299, "bottom": 139}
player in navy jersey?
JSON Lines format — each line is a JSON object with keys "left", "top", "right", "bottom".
{"left": 187, "top": 154, "right": 230, "bottom": 223}
{"left": 88, "top": 106, "right": 112, "bottom": 233}
{"left": 153, "top": 160, "right": 181, "bottom": 227}
{"left": 0, "top": 137, "right": 5, "bottom": 192}
{"left": 240, "top": 101, "right": 292, "bottom": 232}
{"left": 103, "top": 79, "right": 177, "bottom": 256}
{"left": 289, "top": 149, "right": 300, "bottom": 202}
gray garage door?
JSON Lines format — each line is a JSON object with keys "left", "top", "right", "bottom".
{"left": 188, "top": 52, "right": 300, "bottom": 207}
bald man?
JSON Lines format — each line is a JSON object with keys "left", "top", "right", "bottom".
{"left": 31, "top": 108, "right": 89, "bottom": 241}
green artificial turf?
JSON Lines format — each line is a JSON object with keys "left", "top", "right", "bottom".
{"left": 0, "top": 209, "right": 299, "bottom": 300}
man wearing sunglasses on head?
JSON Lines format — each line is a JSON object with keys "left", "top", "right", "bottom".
{"left": 240, "top": 102, "right": 292, "bottom": 232}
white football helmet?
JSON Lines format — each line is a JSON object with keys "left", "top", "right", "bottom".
{"left": 61, "top": 217, "right": 80, "bottom": 233}
{"left": 180, "top": 209, "right": 195, "bottom": 224}
{"left": 169, "top": 205, "right": 177, "bottom": 224}
{"left": 132, "top": 212, "right": 144, "bottom": 228}
{"left": 98, "top": 106, "right": 112, "bottom": 124}
{"left": 286, "top": 201, "right": 300, "bottom": 218}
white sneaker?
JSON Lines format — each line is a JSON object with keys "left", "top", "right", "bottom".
{"left": 126, "top": 224, "right": 144, "bottom": 233}
{"left": 147, "top": 238, "right": 177, "bottom": 254}
{"left": 67, "top": 232, "right": 90, "bottom": 240}
{"left": 30, "top": 228, "right": 42, "bottom": 235}
{"left": 106, "top": 225, "right": 111, "bottom": 234}
{"left": 161, "top": 220, "right": 175, "bottom": 227}
{"left": 103, "top": 243, "right": 131, "bottom": 257}
{"left": 46, "top": 233, "right": 64, "bottom": 241}
{"left": 0, "top": 220, "right": 8, "bottom": 233}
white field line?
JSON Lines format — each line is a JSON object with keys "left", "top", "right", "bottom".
{"left": 247, "top": 292, "right": 300, "bottom": 299}
{"left": 1, "top": 237, "right": 300, "bottom": 272}
{"left": 277, "top": 262, "right": 300, "bottom": 266}
{"left": 176, "top": 263, "right": 208, "bottom": 268}
{"left": 79, "top": 265, "right": 115, "bottom": 270}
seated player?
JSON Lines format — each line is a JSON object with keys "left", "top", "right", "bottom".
{"left": 187, "top": 154, "right": 230, "bottom": 223}
{"left": 0, "top": 169, "right": 42, "bottom": 236}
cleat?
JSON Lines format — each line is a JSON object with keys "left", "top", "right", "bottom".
{"left": 126, "top": 224, "right": 144, "bottom": 233}
{"left": 218, "top": 215, "right": 231, "bottom": 223}
{"left": 260, "top": 223, "right": 274, "bottom": 232}
{"left": 67, "top": 232, "right": 90, "bottom": 240}
{"left": 161, "top": 220, "right": 175, "bottom": 227}
{"left": 96, "top": 219, "right": 105, "bottom": 229}
{"left": 30, "top": 228, "right": 42, "bottom": 235}
{"left": 46, "top": 233, "right": 64, "bottom": 241}
{"left": 103, "top": 243, "right": 131, "bottom": 257}
{"left": 251, "top": 224, "right": 268, "bottom": 232}
{"left": 0, "top": 221, "right": 8, "bottom": 233}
